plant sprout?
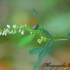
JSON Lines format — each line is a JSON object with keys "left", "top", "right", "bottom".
{"left": 0, "top": 8, "right": 70, "bottom": 70}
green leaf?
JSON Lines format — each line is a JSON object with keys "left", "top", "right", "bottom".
{"left": 19, "top": 34, "right": 35, "bottom": 46}
{"left": 33, "top": 8, "right": 43, "bottom": 25}
{"left": 24, "top": 25, "right": 32, "bottom": 31}
{"left": 29, "top": 48, "right": 43, "bottom": 55}
{"left": 34, "top": 41, "right": 54, "bottom": 70}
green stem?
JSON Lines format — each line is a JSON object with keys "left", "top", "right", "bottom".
{"left": 53, "top": 37, "right": 69, "bottom": 41}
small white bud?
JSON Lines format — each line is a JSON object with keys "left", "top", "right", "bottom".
{"left": 30, "top": 32, "right": 32, "bottom": 34}
{"left": 9, "top": 30, "right": 14, "bottom": 34}
{"left": 19, "top": 29, "right": 22, "bottom": 33}
{"left": 13, "top": 30, "right": 16, "bottom": 34}
{"left": 2, "top": 31, "right": 5, "bottom": 35}
{"left": 37, "top": 39, "right": 41, "bottom": 44}
{"left": 21, "top": 31, "right": 24, "bottom": 35}
{"left": 7, "top": 25, "right": 10, "bottom": 28}
{"left": 5, "top": 28, "right": 10, "bottom": 33}
{"left": 13, "top": 24, "right": 17, "bottom": 29}
{"left": 4, "top": 33, "right": 7, "bottom": 36}
{"left": 20, "top": 25, "right": 24, "bottom": 28}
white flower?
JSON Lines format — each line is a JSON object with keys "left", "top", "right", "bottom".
{"left": 5, "top": 28, "right": 10, "bottom": 33}
{"left": 4, "top": 33, "right": 7, "bottom": 36}
{"left": 2, "top": 32, "right": 4, "bottom": 35}
{"left": 19, "top": 29, "right": 22, "bottom": 33}
{"left": 37, "top": 39, "right": 41, "bottom": 44}
{"left": 13, "top": 24, "right": 17, "bottom": 29}
{"left": 13, "top": 30, "right": 16, "bottom": 34}
{"left": 7, "top": 25, "right": 10, "bottom": 29}
{"left": 21, "top": 31, "right": 24, "bottom": 35}
{"left": 0, "top": 24, "right": 26, "bottom": 36}
{"left": 20, "top": 25, "right": 24, "bottom": 28}
{"left": 30, "top": 32, "right": 33, "bottom": 34}
{"left": 1, "top": 29, "right": 6, "bottom": 36}
{"left": 9, "top": 30, "right": 14, "bottom": 34}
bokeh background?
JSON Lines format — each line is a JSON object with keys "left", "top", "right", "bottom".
{"left": 0, "top": 0, "right": 70, "bottom": 70}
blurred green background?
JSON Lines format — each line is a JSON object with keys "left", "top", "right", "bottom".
{"left": 0, "top": 0, "right": 70, "bottom": 70}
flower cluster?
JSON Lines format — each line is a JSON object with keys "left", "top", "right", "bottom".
{"left": 0, "top": 24, "right": 47, "bottom": 44}
{"left": 0, "top": 24, "right": 26, "bottom": 36}
{"left": 37, "top": 36, "right": 47, "bottom": 44}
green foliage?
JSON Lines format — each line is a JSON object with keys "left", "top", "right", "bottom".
{"left": 24, "top": 25, "right": 32, "bottom": 31}
{"left": 0, "top": 6, "right": 69, "bottom": 70}
{"left": 19, "top": 34, "right": 35, "bottom": 46}
{"left": 33, "top": 8, "right": 53, "bottom": 39}
{"left": 17, "top": 8, "right": 70, "bottom": 70}
{"left": 33, "top": 8, "right": 43, "bottom": 25}
{"left": 34, "top": 41, "right": 54, "bottom": 70}
{"left": 29, "top": 48, "right": 43, "bottom": 55}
